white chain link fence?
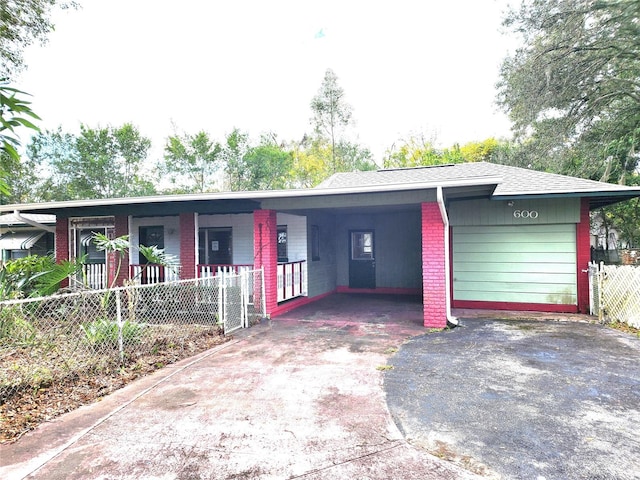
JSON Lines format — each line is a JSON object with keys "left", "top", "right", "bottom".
{"left": 0, "top": 269, "right": 264, "bottom": 412}
{"left": 589, "top": 262, "right": 640, "bottom": 328}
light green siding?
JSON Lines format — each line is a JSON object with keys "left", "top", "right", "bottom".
{"left": 453, "top": 224, "right": 577, "bottom": 305}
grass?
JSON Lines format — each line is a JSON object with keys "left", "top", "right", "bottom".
{"left": 376, "top": 364, "right": 394, "bottom": 371}
{"left": 607, "top": 321, "right": 640, "bottom": 338}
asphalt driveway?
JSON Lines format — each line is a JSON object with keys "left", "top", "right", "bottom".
{"left": 385, "top": 318, "right": 640, "bottom": 479}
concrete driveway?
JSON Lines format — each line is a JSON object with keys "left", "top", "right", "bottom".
{"left": 385, "top": 318, "right": 640, "bottom": 479}
{"left": 0, "top": 294, "right": 478, "bottom": 480}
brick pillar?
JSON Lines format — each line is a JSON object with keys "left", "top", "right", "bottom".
{"left": 254, "top": 210, "right": 278, "bottom": 317}
{"left": 576, "top": 198, "right": 591, "bottom": 313}
{"left": 421, "top": 202, "right": 447, "bottom": 328}
{"left": 55, "top": 217, "right": 70, "bottom": 288}
{"left": 111, "top": 215, "right": 129, "bottom": 287}
{"left": 180, "top": 213, "right": 197, "bottom": 280}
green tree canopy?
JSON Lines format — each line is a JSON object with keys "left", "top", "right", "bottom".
{"left": 27, "top": 123, "right": 156, "bottom": 200}
{"left": 160, "top": 130, "right": 221, "bottom": 193}
{"left": 1, "top": 0, "right": 76, "bottom": 79}
{"left": 497, "top": 0, "right": 640, "bottom": 183}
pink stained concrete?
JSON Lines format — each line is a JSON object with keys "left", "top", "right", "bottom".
{"left": 0, "top": 294, "right": 478, "bottom": 480}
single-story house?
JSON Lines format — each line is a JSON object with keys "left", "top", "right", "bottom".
{"left": 0, "top": 212, "right": 56, "bottom": 262}
{"left": 2, "top": 162, "right": 639, "bottom": 328}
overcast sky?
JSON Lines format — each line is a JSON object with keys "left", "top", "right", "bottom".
{"left": 18, "top": 0, "right": 517, "bottom": 164}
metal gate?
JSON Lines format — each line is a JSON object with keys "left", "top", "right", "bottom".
{"left": 217, "top": 268, "right": 265, "bottom": 334}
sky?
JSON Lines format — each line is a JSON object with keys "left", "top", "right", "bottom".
{"left": 18, "top": 0, "right": 517, "bottom": 164}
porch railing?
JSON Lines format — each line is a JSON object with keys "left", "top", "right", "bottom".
{"left": 277, "top": 260, "right": 307, "bottom": 302}
{"left": 197, "top": 264, "right": 254, "bottom": 278}
{"left": 129, "top": 264, "right": 181, "bottom": 285}
{"left": 79, "top": 263, "right": 107, "bottom": 290}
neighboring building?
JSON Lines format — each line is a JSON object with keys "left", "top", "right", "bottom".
{"left": 0, "top": 213, "right": 56, "bottom": 262}
{"left": 2, "top": 162, "right": 640, "bottom": 328}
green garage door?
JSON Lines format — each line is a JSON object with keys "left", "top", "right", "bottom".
{"left": 453, "top": 224, "right": 577, "bottom": 305}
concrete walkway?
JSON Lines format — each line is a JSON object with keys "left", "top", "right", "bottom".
{"left": 0, "top": 294, "right": 479, "bottom": 480}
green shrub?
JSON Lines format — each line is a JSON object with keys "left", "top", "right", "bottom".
{"left": 80, "top": 318, "right": 145, "bottom": 347}
{"left": 0, "top": 305, "right": 36, "bottom": 344}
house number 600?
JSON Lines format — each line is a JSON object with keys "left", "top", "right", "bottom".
{"left": 513, "top": 209, "right": 539, "bottom": 219}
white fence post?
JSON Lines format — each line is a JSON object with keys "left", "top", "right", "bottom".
{"left": 116, "top": 289, "right": 124, "bottom": 363}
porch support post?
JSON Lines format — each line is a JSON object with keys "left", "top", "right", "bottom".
{"left": 576, "top": 198, "right": 591, "bottom": 313}
{"left": 179, "top": 212, "right": 196, "bottom": 280}
{"left": 112, "top": 215, "right": 129, "bottom": 286}
{"left": 421, "top": 202, "right": 447, "bottom": 328}
{"left": 253, "top": 209, "right": 278, "bottom": 317}
{"left": 55, "top": 217, "right": 70, "bottom": 288}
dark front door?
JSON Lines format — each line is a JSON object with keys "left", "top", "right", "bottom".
{"left": 207, "top": 228, "right": 233, "bottom": 265}
{"left": 349, "top": 230, "right": 375, "bottom": 288}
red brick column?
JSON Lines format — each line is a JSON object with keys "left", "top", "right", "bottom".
{"left": 55, "top": 217, "right": 70, "bottom": 288}
{"left": 253, "top": 210, "right": 278, "bottom": 317}
{"left": 422, "top": 202, "right": 447, "bottom": 328}
{"left": 112, "top": 215, "right": 129, "bottom": 286}
{"left": 576, "top": 198, "right": 591, "bottom": 313}
{"left": 180, "top": 213, "right": 196, "bottom": 280}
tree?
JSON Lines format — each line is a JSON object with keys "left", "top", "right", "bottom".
{"left": 160, "top": 130, "right": 221, "bottom": 193}
{"left": 221, "top": 130, "right": 294, "bottom": 191}
{"left": 0, "top": 84, "right": 40, "bottom": 195}
{"left": 0, "top": 1, "right": 76, "bottom": 198}
{"left": 240, "top": 134, "right": 294, "bottom": 190}
{"left": 27, "top": 123, "right": 156, "bottom": 200}
{"left": 601, "top": 174, "right": 640, "bottom": 248}
{"left": 219, "top": 128, "right": 249, "bottom": 191}
{"left": 0, "top": 0, "right": 77, "bottom": 78}
{"left": 497, "top": 0, "right": 640, "bottom": 183}
{"left": 310, "top": 69, "right": 353, "bottom": 174}
{"left": 383, "top": 134, "right": 444, "bottom": 168}
{"left": 0, "top": 148, "right": 38, "bottom": 203}
{"left": 289, "top": 136, "right": 331, "bottom": 188}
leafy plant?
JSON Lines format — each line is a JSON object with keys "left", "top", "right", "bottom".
{"left": 0, "top": 305, "right": 36, "bottom": 343}
{"left": 0, "top": 254, "right": 83, "bottom": 300}
{"left": 0, "top": 83, "right": 40, "bottom": 162}
{"left": 80, "top": 318, "right": 144, "bottom": 347}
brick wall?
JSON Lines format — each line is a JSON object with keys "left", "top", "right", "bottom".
{"left": 55, "top": 217, "right": 70, "bottom": 288}
{"left": 421, "top": 202, "right": 447, "bottom": 328}
{"left": 576, "top": 198, "right": 590, "bottom": 313}
{"left": 254, "top": 210, "right": 278, "bottom": 316}
{"left": 179, "top": 213, "right": 196, "bottom": 280}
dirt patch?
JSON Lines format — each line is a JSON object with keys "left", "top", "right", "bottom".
{"left": 1, "top": 327, "right": 229, "bottom": 444}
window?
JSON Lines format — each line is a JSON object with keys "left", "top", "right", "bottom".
{"left": 78, "top": 228, "right": 107, "bottom": 264}
{"left": 311, "top": 225, "right": 320, "bottom": 261}
{"left": 277, "top": 225, "right": 288, "bottom": 263}
{"left": 351, "top": 231, "right": 374, "bottom": 260}
{"left": 139, "top": 226, "right": 164, "bottom": 249}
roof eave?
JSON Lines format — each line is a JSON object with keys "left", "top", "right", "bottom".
{"left": 0, "top": 176, "right": 504, "bottom": 214}
{"left": 492, "top": 190, "right": 640, "bottom": 209}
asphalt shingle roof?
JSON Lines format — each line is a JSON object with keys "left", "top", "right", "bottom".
{"left": 317, "top": 162, "right": 640, "bottom": 199}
